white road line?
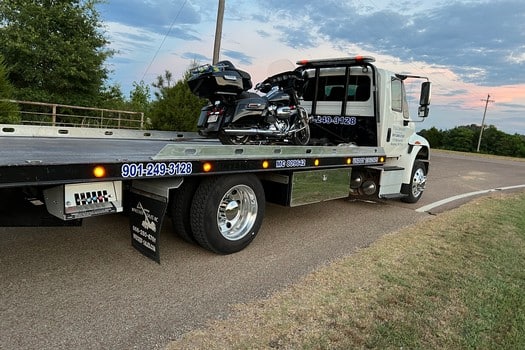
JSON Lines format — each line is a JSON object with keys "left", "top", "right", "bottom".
{"left": 416, "top": 184, "right": 525, "bottom": 213}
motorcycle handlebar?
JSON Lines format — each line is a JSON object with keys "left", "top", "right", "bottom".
{"left": 256, "top": 71, "right": 304, "bottom": 93}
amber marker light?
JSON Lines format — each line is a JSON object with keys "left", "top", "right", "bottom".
{"left": 203, "top": 162, "right": 213, "bottom": 172}
{"left": 380, "top": 156, "right": 386, "bottom": 163}
{"left": 314, "top": 159, "right": 320, "bottom": 166}
{"left": 262, "top": 160, "right": 269, "bottom": 169}
{"left": 93, "top": 165, "right": 106, "bottom": 178}
{"left": 346, "top": 158, "right": 352, "bottom": 165}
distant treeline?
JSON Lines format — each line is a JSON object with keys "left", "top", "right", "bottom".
{"left": 419, "top": 125, "right": 525, "bottom": 158}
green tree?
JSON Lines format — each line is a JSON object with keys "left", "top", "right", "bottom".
{"left": 418, "top": 127, "right": 443, "bottom": 148}
{"left": 0, "top": 0, "right": 113, "bottom": 106}
{"left": 442, "top": 126, "right": 475, "bottom": 152}
{"left": 100, "top": 84, "right": 126, "bottom": 110}
{"left": 129, "top": 81, "right": 151, "bottom": 114}
{"left": 149, "top": 69, "right": 206, "bottom": 131}
{"left": 0, "top": 54, "right": 19, "bottom": 123}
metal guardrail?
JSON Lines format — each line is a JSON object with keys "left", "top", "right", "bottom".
{"left": 2, "top": 99, "right": 145, "bottom": 129}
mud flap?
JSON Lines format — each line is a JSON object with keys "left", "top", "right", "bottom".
{"left": 128, "top": 188, "right": 167, "bottom": 263}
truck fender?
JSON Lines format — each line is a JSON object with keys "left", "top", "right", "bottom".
{"left": 404, "top": 137, "right": 430, "bottom": 185}
{"left": 408, "top": 133, "right": 430, "bottom": 149}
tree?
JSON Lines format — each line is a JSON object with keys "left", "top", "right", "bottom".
{"left": 129, "top": 81, "right": 151, "bottom": 115}
{"left": 442, "top": 126, "right": 475, "bottom": 152}
{"left": 0, "top": 0, "right": 113, "bottom": 106}
{"left": 418, "top": 127, "right": 443, "bottom": 148}
{"left": 0, "top": 54, "right": 19, "bottom": 123}
{"left": 149, "top": 69, "right": 206, "bottom": 131}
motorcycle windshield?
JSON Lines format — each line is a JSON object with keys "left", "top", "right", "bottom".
{"left": 266, "top": 59, "right": 295, "bottom": 77}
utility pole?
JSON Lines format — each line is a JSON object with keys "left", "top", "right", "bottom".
{"left": 476, "top": 94, "right": 495, "bottom": 152}
{"left": 212, "top": 0, "right": 225, "bottom": 64}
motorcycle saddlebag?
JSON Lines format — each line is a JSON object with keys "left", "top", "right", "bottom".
{"left": 232, "top": 97, "right": 267, "bottom": 123}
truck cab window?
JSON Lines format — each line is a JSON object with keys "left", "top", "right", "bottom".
{"left": 391, "top": 78, "right": 403, "bottom": 112}
{"left": 303, "top": 75, "right": 371, "bottom": 102}
{"left": 391, "top": 77, "right": 410, "bottom": 119}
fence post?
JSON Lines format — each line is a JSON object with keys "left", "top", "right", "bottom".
{"left": 52, "top": 104, "right": 57, "bottom": 126}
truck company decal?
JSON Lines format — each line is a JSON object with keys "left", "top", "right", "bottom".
{"left": 121, "top": 162, "right": 192, "bottom": 178}
{"left": 276, "top": 159, "right": 307, "bottom": 168}
{"left": 352, "top": 157, "right": 379, "bottom": 164}
{"left": 311, "top": 115, "right": 357, "bottom": 126}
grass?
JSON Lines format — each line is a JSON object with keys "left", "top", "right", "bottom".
{"left": 166, "top": 191, "right": 525, "bottom": 349}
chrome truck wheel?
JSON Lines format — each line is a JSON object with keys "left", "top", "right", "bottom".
{"left": 190, "top": 174, "right": 265, "bottom": 254}
{"left": 402, "top": 160, "right": 427, "bottom": 203}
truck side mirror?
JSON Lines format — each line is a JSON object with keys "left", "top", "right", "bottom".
{"left": 418, "top": 81, "right": 431, "bottom": 118}
{"left": 419, "top": 81, "right": 431, "bottom": 106}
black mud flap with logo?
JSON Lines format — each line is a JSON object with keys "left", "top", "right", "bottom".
{"left": 128, "top": 188, "right": 168, "bottom": 263}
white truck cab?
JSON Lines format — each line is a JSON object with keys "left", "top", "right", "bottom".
{"left": 297, "top": 56, "right": 431, "bottom": 202}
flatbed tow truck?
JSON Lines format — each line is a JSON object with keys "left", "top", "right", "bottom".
{"left": 0, "top": 57, "right": 431, "bottom": 262}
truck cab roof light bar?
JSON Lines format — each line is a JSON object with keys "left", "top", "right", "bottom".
{"left": 296, "top": 56, "right": 375, "bottom": 68}
{"left": 395, "top": 74, "right": 430, "bottom": 81}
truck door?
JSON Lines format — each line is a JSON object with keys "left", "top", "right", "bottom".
{"left": 383, "top": 76, "right": 413, "bottom": 157}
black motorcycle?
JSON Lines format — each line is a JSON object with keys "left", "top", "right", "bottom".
{"left": 188, "top": 60, "right": 310, "bottom": 145}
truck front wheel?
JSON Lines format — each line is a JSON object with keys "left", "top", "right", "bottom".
{"left": 190, "top": 174, "right": 265, "bottom": 254}
{"left": 401, "top": 160, "right": 427, "bottom": 203}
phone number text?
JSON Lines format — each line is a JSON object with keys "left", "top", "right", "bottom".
{"left": 312, "top": 115, "right": 357, "bottom": 125}
{"left": 121, "top": 162, "right": 193, "bottom": 178}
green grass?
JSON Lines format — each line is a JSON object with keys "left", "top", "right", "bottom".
{"left": 167, "top": 192, "right": 525, "bottom": 349}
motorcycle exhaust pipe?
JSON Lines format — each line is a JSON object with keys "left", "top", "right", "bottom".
{"left": 223, "top": 128, "right": 284, "bottom": 136}
{"left": 223, "top": 121, "right": 308, "bottom": 136}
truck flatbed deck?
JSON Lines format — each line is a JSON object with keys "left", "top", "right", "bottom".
{"left": 0, "top": 125, "right": 386, "bottom": 189}
{"left": 0, "top": 136, "right": 193, "bottom": 166}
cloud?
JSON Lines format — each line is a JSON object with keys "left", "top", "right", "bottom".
{"left": 180, "top": 52, "right": 210, "bottom": 63}
{"left": 441, "top": 89, "right": 469, "bottom": 97}
{"left": 222, "top": 50, "right": 253, "bottom": 65}
{"left": 99, "top": 0, "right": 203, "bottom": 40}
{"left": 253, "top": 0, "right": 525, "bottom": 87}
{"left": 255, "top": 30, "right": 271, "bottom": 38}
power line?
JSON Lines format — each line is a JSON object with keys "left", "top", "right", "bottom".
{"left": 476, "top": 94, "right": 495, "bottom": 152}
{"left": 141, "top": 0, "right": 188, "bottom": 82}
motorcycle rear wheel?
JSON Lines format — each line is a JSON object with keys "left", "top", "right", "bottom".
{"left": 218, "top": 131, "right": 252, "bottom": 145}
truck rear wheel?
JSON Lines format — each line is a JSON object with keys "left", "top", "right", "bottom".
{"left": 169, "top": 179, "right": 199, "bottom": 243}
{"left": 190, "top": 174, "right": 265, "bottom": 254}
{"left": 401, "top": 160, "right": 426, "bottom": 203}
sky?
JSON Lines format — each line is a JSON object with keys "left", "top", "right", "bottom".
{"left": 98, "top": 0, "right": 525, "bottom": 135}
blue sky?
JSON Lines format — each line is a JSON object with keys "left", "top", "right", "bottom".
{"left": 98, "top": 0, "right": 525, "bottom": 135}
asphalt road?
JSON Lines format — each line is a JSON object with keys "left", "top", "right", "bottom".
{"left": 1, "top": 150, "right": 525, "bottom": 350}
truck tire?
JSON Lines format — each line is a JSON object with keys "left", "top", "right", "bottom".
{"left": 401, "top": 160, "right": 426, "bottom": 203}
{"left": 169, "top": 179, "right": 199, "bottom": 243}
{"left": 190, "top": 174, "right": 265, "bottom": 254}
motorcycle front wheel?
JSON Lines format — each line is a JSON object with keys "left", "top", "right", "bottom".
{"left": 292, "top": 117, "right": 310, "bottom": 145}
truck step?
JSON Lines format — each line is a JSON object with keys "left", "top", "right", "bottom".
{"left": 380, "top": 193, "right": 408, "bottom": 199}
{"left": 366, "top": 165, "right": 404, "bottom": 172}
